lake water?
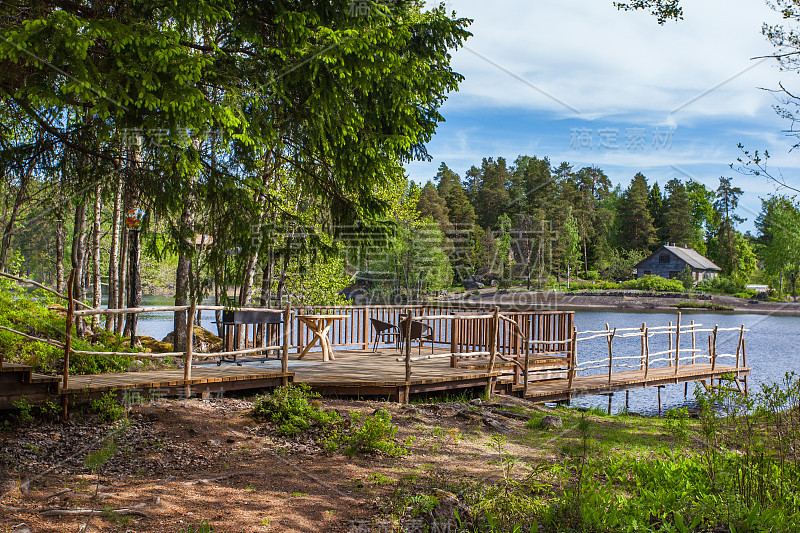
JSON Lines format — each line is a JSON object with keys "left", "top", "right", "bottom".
{"left": 128, "top": 298, "right": 800, "bottom": 415}
{"left": 568, "top": 309, "right": 800, "bottom": 415}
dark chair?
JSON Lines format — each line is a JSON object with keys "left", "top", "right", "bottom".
{"left": 399, "top": 319, "right": 434, "bottom": 355}
{"left": 370, "top": 318, "right": 400, "bottom": 352}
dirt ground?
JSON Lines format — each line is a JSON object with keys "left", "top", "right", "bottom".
{"left": 0, "top": 395, "right": 545, "bottom": 533}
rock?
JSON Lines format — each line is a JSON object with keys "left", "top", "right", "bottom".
{"left": 489, "top": 279, "right": 499, "bottom": 287}
{"left": 463, "top": 280, "right": 484, "bottom": 290}
{"left": 540, "top": 415, "right": 563, "bottom": 429}
{"left": 162, "top": 326, "right": 223, "bottom": 352}
{"left": 482, "top": 415, "right": 511, "bottom": 433}
{"left": 11, "top": 525, "right": 31, "bottom": 533}
{"left": 139, "top": 336, "right": 175, "bottom": 354}
{"left": 469, "top": 398, "right": 482, "bottom": 406}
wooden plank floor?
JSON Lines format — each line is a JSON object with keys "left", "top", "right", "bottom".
{"left": 285, "top": 347, "right": 497, "bottom": 387}
{"left": 64, "top": 366, "right": 292, "bottom": 394}
{"left": 517, "top": 363, "right": 750, "bottom": 403}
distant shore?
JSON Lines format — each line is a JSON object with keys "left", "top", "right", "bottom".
{"left": 439, "top": 290, "right": 800, "bottom": 317}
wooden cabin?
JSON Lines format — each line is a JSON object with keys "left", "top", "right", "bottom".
{"left": 635, "top": 244, "right": 721, "bottom": 283}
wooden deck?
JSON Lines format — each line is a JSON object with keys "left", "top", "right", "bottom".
{"left": 285, "top": 347, "right": 498, "bottom": 401}
{"left": 509, "top": 363, "right": 750, "bottom": 403}
{"left": 62, "top": 365, "right": 292, "bottom": 403}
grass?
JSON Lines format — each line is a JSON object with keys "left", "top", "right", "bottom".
{"left": 676, "top": 301, "right": 734, "bottom": 310}
{"left": 379, "top": 377, "right": 800, "bottom": 531}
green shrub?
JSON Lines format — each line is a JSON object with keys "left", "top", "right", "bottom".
{"left": 90, "top": 391, "right": 125, "bottom": 423}
{"left": 252, "top": 383, "right": 340, "bottom": 436}
{"left": 12, "top": 398, "right": 33, "bottom": 423}
{"left": 325, "top": 409, "right": 408, "bottom": 457}
{"left": 620, "top": 275, "right": 684, "bottom": 292}
{"left": 695, "top": 276, "right": 745, "bottom": 295}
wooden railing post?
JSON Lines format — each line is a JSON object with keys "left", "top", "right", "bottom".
{"left": 735, "top": 324, "right": 744, "bottom": 370}
{"left": 643, "top": 327, "right": 650, "bottom": 380}
{"left": 486, "top": 307, "right": 500, "bottom": 396}
{"left": 403, "top": 310, "right": 413, "bottom": 403}
{"left": 62, "top": 269, "right": 76, "bottom": 417}
{"left": 639, "top": 322, "right": 646, "bottom": 370}
{"left": 282, "top": 302, "right": 291, "bottom": 386}
{"left": 674, "top": 312, "right": 681, "bottom": 376}
{"left": 711, "top": 324, "right": 718, "bottom": 371}
{"left": 606, "top": 323, "right": 615, "bottom": 385}
{"left": 668, "top": 321, "right": 673, "bottom": 366}
{"left": 362, "top": 306, "right": 370, "bottom": 350}
{"left": 691, "top": 320, "right": 696, "bottom": 364}
{"left": 184, "top": 299, "right": 196, "bottom": 397}
{"left": 567, "top": 325, "right": 577, "bottom": 390}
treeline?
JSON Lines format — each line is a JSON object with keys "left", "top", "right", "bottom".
{"left": 413, "top": 156, "right": 799, "bottom": 297}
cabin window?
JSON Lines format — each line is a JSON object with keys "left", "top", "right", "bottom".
{"left": 659, "top": 254, "right": 670, "bottom": 264}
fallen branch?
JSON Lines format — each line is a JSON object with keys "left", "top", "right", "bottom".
{"left": 38, "top": 507, "right": 149, "bottom": 518}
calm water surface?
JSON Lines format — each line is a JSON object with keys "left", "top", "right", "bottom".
{"left": 569, "top": 309, "right": 800, "bottom": 415}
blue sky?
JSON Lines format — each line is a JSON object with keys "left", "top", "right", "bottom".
{"left": 407, "top": 0, "right": 800, "bottom": 232}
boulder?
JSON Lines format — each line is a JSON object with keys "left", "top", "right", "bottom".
{"left": 540, "top": 415, "right": 563, "bottom": 429}
{"left": 138, "top": 336, "right": 175, "bottom": 354}
{"left": 162, "top": 326, "right": 223, "bottom": 352}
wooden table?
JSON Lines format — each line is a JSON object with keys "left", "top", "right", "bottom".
{"left": 297, "top": 314, "right": 349, "bottom": 362}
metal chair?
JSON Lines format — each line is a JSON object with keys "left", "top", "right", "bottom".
{"left": 399, "top": 319, "right": 434, "bottom": 355}
{"left": 370, "top": 318, "right": 400, "bottom": 352}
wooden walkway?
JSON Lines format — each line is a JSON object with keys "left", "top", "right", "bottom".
{"left": 509, "top": 363, "right": 750, "bottom": 403}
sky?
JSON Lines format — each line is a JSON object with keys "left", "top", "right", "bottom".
{"left": 406, "top": 0, "right": 800, "bottom": 232}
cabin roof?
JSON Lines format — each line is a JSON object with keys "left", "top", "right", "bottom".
{"left": 637, "top": 244, "right": 721, "bottom": 271}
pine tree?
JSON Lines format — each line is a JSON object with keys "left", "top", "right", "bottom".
{"left": 619, "top": 173, "right": 656, "bottom": 251}
{"left": 662, "top": 179, "right": 694, "bottom": 246}
{"left": 417, "top": 181, "right": 450, "bottom": 231}
{"left": 711, "top": 177, "right": 745, "bottom": 276}
{"left": 647, "top": 182, "right": 665, "bottom": 239}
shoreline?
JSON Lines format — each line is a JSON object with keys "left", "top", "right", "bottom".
{"left": 437, "top": 290, "right": 800, "bottom": 317}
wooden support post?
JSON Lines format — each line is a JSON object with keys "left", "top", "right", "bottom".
{"left": 735, "top": 324, "right": 744, "bottom": 370}
{"left": 606, "top": 323, "right": 616, "bottom": 386}
{"left": 184, "top": 299, "right": 196, "bottom": 397}
{"left": 684, "top": 382, "right": 688, "bottom": 397}
{"left": 643, "top": 327, "right": 650, "bottom": 380}
{"left": 690, "top": 320, "right": 696, "bottom": 364}
{"left": 450, "top": 316, "right": 458, "bottom": 367}
{"left": 362, "top": 306, "right": 370, "bottom": 350}
{"left": 657, "top": 386, "right": 662, "bottom": 416}
{"left": 403, "top": 310, "right": 413, "bottom": 404}
{"left": 282, "top": 302, "right": 291, "bottom": 386}
{"left": 607, "top": 393, "right": 613, "bottom": 415}
{"left": 708, "top": 335, "right": 714, "bottom": 370}
{"left": 625, "top": 390, "right": 629, "bottom": 411}
{"left": 486, "top": 307, "right": 499, "bottom": 397}
{"left": 567, "top": 326, "right": 577, "bottom": 390}
{"left": 674, "top": 312, "right": 681, "bottom": 376}
{"left": 62, "top": 269, "right": 76, "bottom": 418}
{"left": 523, "top": 342, "right": 530, "bottom": 397}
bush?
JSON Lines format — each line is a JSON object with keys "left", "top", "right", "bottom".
{"left": 90, "top": 391, "right": 126, "bottom": 423}
{"left": 252, "top": 383, "right": 340, "bottom": 436}
{"left": 695, "top": 276, "right": 745, "bottom": 295}
{"left": 620, "top": 275, "right": 685, "bottom": 292}
{"left": 324, "top": 409, "right": 408, "bottom": 457}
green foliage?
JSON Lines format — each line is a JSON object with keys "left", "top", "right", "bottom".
{"left": 12, "top": 398, "right": 33, "bottom": 423}
{"left": 695, "top": 276, "right": 745, "bottom": 295}
{"left": 333, "top": 409, "right": 408, "bottom": 457}
{"left": 90, "top": 391, "right": 125, "bottom": 423}
{"left": 85, "top": 438, "right": 119, "bottom": 474}
{"left": 598, "top": 248, "right": 648, "bottom": 281}
{"left": 183, "top": 521, "right": 215, "bottom": 533}
{"left": 252, "top": 384, "right": 339, "bottom": 436}
{"left": 679, "top": 264, "right": 694, "bottom": 290}
{"left": 620, "top": 274, "right": 685, "bottom": 291}
{"left": 664, "top": 407, "right": 689, "bottom": 439}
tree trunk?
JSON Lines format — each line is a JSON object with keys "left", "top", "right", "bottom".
{"left": 106, "top": 176, "right": 122, "bottom": 331}
{"left": 259, "top": 253, "right": 273, "bottom": 307}
{"left": 174, "top": 203, "right": 193, "bottom": 352}
{"left": 71, "top": 197, "right": 88, "bottom": 337}
{"left": 91, "top": 185, "right": 103, "bottom": 329}
{"left": 55, "top": 213, "right": 65, "bottom": 293}
{"left": 115, "top": 191, "right": 130, "bottom": 336}
{"left": 124, "top": 227, "right": 142, "bottom": 339}
{"left": 0, "top": 163, "right": 33, "bottom": 272}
